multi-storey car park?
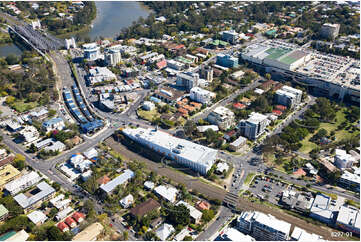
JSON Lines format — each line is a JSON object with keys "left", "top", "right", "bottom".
{"left": 240, "top": 39, "right": 360, "bottom": 104}
{"left": 122, "top": 127, "right": 218, "bottom": 175}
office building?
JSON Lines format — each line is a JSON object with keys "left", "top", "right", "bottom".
{"left": 275, "top": 85, "right": 303, "bottom": 108}
{"left": 190, "top": 87, "right": 216, "bottom": 104}
{"left": 0, "top": 164, "right": 20, "bottom": 190}
{"left": 339, "top": 171, "right": 360, "bottom": 192}
{"left": 83, "top": 43, "right": 100, "bottom": 61}
{"left": 216, "top": 54, "right": 239, "bottom": 68}
{"left": 237, "top": 211, "right": 291, "bottom": 241}
{"left": 14, "top": 181, "right": 55, "bottom": 213}
{"left": 122, "top": 128, "right": 218, "bottom": 175}
{"left": 207, "top": 106, "right": 235, "bottom": 130}
{"left": 229, "top": 136, "right": 247, "bottom": 151}
{"left": 238, "top": 112, "right": 269, "bottom": 140}
{"left": 335, "top": 149, "right": 356, "bottom": 169}
{"left": 104, "top": 46, "right": 122, "bottom": 66}
{"left": 222, "top": 30, "right": 239, "bottom": 44}
{"left": 176, "top": 72, "right": 199, "bottom": 91}
{"left": 4, "top": 171, "right": 41, "bottom": 195}
{"left": 320, "top": 23, "right": 340, "bottom": 40}
{"left": 336, "top": 205, "right": 360, "bottom": 236}
{"left": 309, "top": 193, "right": 335, "bottom": 225}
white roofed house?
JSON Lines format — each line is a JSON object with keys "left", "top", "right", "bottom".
{"left": 19, "top": 125, "right": 39, "bottom": 143}
{"left": 27, "top": 210, "right": 48, "bottom": 226}
{"left": 83, "top": 148, "right": 98, "bottom": 160}
{"left": 144, "top": 181, "right": 155, "bottom": 190}
{"left": 216, "top": 162, "right": 229, "bottom": 174}
{"left": 42, "top": 117, "right": 65, "bottom": 132}
{"left": 122, "top": 128, "right": 218, "bottom": 175}
{"left": 120, "top": 194, "right": 134, "bottom": 208}
{"left": 176, "top": 201, "right": 203, "bottom": 224}
{"left": 155, "top": 223, "right": 175, "bottom": 240}
{"left": 100, "top": 169, "right": 134, "bottom": 195}
{"left": 154, "top": 185, "right": 178, "bottom": 203}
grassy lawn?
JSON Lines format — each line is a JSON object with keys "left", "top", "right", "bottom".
{"left": 10, "top": 100, "right": 38, "bottom": 113}
{"left": 299, "top": 107, "right": 359, "bottom": 153}
{"left": 244, "top": 172, "right": 256, "bottom": 186}
{"left": 137, "top": 108, "right": 160, "bottom": 122}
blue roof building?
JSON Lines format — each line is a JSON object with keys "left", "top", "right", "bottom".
{"left": 216, "top": 54, "right": 239, "bottom": 68}
{"left": 80, "top": 120, "right": 104, "bottom": 133}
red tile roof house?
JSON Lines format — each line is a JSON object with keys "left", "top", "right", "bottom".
{"left": 57, "top": 222, "right": 69, "bottom": 232}
{"left": 65, "top": 217, "right": 77, "bottom": 228}
{"left": 156, "top": 59, "right": 167, "bottom": 70}
{"left": 272, "top": 110, "right": 283, "bottom": 116}
{"left": 293, "top": 168, "right": 306, "bottom": 178}
{"left": 275, "top": 105, "right": 287, "bottom": 111}
{"left": 72, "top": 212, "right": 85, "bottom": 223}
{"left": 233, "top": 102, "right": 246, "bottom": 110}
{"left": 195, "top": 201, "right": 210, "bottom": 210}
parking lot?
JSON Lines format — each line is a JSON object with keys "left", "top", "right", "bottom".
{"left": 248, "top": 175, "right": 288, "bottom": 204}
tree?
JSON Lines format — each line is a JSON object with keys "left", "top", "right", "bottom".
{"left": 5, "top": 54, "right": 19, "bottom": 65}
{"left": 204, "top": 129, "right": 218, "bottom": 144}
{"left": 184, "top": 236, "right": 193, "bottom": 241}
{"left": 201, "top": 209, "right": 215, "bottom": 222}
{"left": 13, "top": 154, "right": 26, "bottom": 170}
{"left": 265, "top": 73, "right": 271, "bottom": 80}
{"left": 123, "top": 231, "right": 129, "bottom": 240}
{"left": 5, "top": 96, "right": 15, "bottom": 105}
{"left": 167, "top": 204, "right": 190, "bottom": 226}
{"left": 184, "top": 120, "right": 196, "bottom": 137}
{"left": 48, "top": 226, "right": 72, "bottom": 241}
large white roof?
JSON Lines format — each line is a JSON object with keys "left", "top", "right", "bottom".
{"left": 4, "top": 171, "right": 41, "bottom": 194}
{"left": 154, "top": 185, "right": 178, "bottom": 203}
{"left": 291, "top": 226, "right": 324, "bottom": 241}
{"left": 123, "top": 128, "right": 217, "bottom": 168}
{"left": 253, "top": 212, "right": 291, "bottom": 235}
{"left": 100, "top": 169, "right": 134, "bottom": 194}
{"left": 336, "top": 206, "right": 360, "bottom": 230}
{"left": 27, "top": 210, "right": 47, "bottom": 224}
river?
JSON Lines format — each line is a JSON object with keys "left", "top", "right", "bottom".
{"left": 0, "top": 1, "right": 150, "bottom": 57}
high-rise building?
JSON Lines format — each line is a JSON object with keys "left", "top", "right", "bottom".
{"left": 238, "top": 112, "right": 269, "bottom": 140}
{"left": 83, "top": 43, "right": 100, "bottom": 61}
{"left": 222, "top": 30, "right": 239, "bottom": 44}
{"left": 104, "top": 47, "right": 122, "bottom": 66}
{"left": 176, "top": 72, "right": 199, "bottom": 91}
{"left": 199, "top": 65, "right": 213, "bottom": 82}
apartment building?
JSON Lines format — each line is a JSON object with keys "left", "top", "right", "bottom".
{"left": 238, "top": 112, "right": 269, "bottom": 140}
{"left": 207, "top": 106, "right": 235, "bottom": 130}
